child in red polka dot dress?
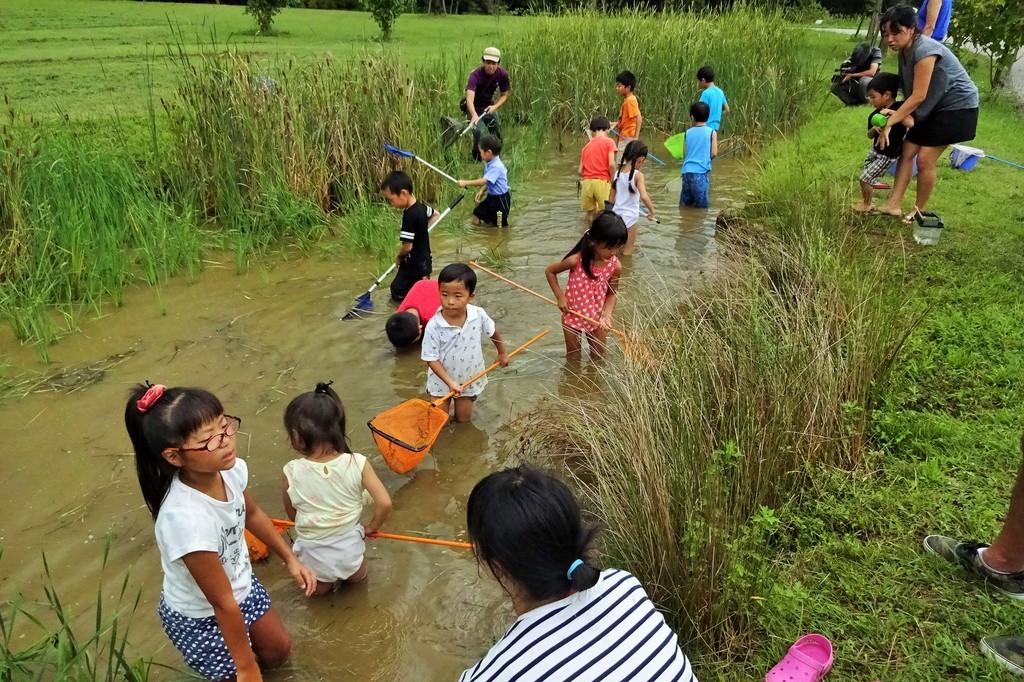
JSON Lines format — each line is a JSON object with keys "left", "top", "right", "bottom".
{"left": 545, "top": 211, "right": 628, "bottom": 361}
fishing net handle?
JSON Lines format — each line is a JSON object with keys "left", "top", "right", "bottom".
{"left": 469, "top": 261, "right": 627, "bottom": 340}
{"left": 433, "top": 328, "right": 550, "bottom": 405}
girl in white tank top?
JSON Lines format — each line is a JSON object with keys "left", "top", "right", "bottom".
{"left": 608, "top": 140, "right": 657, "bottom": 255}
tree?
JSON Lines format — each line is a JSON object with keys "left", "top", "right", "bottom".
{"left": 950, "top": 0, "right": 1024, "bottom": 88}
{"left": 368, "top": 0, "right": 404, "bottom": 41}
{"left": 245, "top": 0, "right": 287, "bottom": 34}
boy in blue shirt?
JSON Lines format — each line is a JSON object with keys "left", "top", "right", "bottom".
{"left": 697, "top": 65, "right": 729, "bottom": 132}
{"left": 680, "top": 101, "right": 718, "bottom": 209}
{"left": 458, "top": 135, "right": 511, "bottom": 227}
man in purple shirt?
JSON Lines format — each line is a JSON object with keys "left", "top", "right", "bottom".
{"left": 461, "top": 47, "right": 510, "bottom": 160}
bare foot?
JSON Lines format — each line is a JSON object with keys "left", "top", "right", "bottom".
{"left": 851, "top": 202, "right": 873, "bottom": 213}
{"left": 874, "top": 205, "right": 903, "bottom": 217}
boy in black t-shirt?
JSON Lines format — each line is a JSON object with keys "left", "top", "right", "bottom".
{"left": 380, "top": 171, "right": 436, "bottom": 302}
{"left": 853, "top": 72, "right": 914, "bottom": 213}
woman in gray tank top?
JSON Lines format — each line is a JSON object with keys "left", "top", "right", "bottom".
{"left": 875, "top": 4, "right": 979, "bottom": 223}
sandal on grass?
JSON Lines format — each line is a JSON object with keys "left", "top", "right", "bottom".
{"left": 765, "top": 634, "right": 834, "bottom": 681}
{"left": 870, "top": 206, "right": 903, "bottom": 217}
{"left": 902, "top": 207, "right": 923, "bottom": 225}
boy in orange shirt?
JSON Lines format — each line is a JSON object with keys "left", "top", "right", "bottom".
{"left": 578, "top": 116, "right": 617, "bottom": 221}
{"left": 614, "top": 70, "right": 642, "bottom": 162}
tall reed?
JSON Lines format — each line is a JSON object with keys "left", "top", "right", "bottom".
{"left": 504, "top": 8, "right": 815, "bottom": 139}
{"left": 0, "top": 543, "right": 156, "bottom": 680}
{"left": 511, "top": 187, "right": 914, "bottom": 654}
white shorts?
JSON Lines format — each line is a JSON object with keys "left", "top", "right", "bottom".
{"left": 293, "top": 525, "right": 366, "bottom": 582}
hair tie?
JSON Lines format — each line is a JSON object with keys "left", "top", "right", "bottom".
{"left": 136, "top": 383, "right": 166, "bottom": 414}
{"left": 566, "top": 559, "right": 584, "bottom": 580}
{"left": 314, "top": 381, "right": 334, "bottom": 394}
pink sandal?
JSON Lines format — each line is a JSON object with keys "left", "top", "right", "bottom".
{"left": 765, "top": 634, "right": 834, "bottom": 681}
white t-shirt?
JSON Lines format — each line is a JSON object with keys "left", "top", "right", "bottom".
{"left": 459, "top": 569, "right": 696, "bottom": 682}
{"left": 154, "top": 459, "right": 252, "bottom": 618}
{"left": 421, "top": 304, "right": 496, "bottom": 398}
{"left": 283, "top": 453, "right": 367, "bottom": 541}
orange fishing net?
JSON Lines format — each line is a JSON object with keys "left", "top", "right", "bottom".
{"left": 368, "top": 398, "right": 451, "bottom": 474}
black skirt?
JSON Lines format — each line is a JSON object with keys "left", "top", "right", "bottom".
{"left": 907, "top": 107, "right": 978, "bottom": 147}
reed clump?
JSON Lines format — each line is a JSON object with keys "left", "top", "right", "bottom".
{"left": 511, "top": 189, "right": 914, "bottom": 655}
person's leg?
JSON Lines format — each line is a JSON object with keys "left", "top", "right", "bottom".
{"left": 562, "top": 324, "right": 583, "bottom": 361}
{"left": 878, "top": 142, "right": 921, "bottom": 216}
{"left": 697, "top": 172, "right": 710, "bottom": 209}
{"left": 587, "top": 328, "right": 609, "bottom": 360}
{"left": 344, "top": 560, "right": 369, "bottom": 584}
{"left": 453, "top": 396, "right": 474, "bottom": 423}
{"left": 854, "top": 181, "right": 874, "bottom": 211}
{"left": 248, "top": 607, "right": 291, "bottom": 667}
{"left": 681, "top": 174, "right": 695, "bottom": 207}
{"left": 984, "top": 434, "right": 1024, "bottom": 572}
{"left": 623, "top": 224, "right": 639, "bottom": 256}
{"left": 912, "top": 144, "right": 947, "bottom": 214}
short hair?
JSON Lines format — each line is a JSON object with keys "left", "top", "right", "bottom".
{"left": 386, "top": 311, "right": 421, "bottom": 348}
{"left": 880, "top": 4, "right": 918, "bottom": 35}
{"left": 689, "top": 101, "right": 711, "bottom": 123}
{"left": 697, "top": 65, "right": 715, "bottom": 83}
{"left": 589, "top": 116, "right": 611, "bottom": 132}
{"left": 867, "top": 72, "right": 901, "bottom": 99}
{"left": 479, "top": 134, "right": 502, "bottom": 155}
{"left": 615, "top": 70, "right": 636, "bottom": 90}
{"left": 438, "top": 262, "right": 477, "bottom": 294}
{"left": 380, "top": 170, "right": 413, "bottom": 195}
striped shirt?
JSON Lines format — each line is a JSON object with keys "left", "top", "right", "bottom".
{"left": 459, "top": 569, "right": 696, "bottom": 682}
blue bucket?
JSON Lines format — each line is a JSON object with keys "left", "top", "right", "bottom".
{"left": 889, "top": 157, "right": 918, "bottom": 177}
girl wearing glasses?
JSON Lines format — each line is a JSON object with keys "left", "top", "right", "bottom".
{"left": 124, "top": 383, "right": 317, "bottom": 682}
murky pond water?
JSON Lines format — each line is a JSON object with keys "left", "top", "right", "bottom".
{"left": 0, "top": 148, "right": 743, "bottom": 679}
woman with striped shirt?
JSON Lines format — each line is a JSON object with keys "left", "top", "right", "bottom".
{"left": 460, "top": 467, "right": 696, "bottom": 682}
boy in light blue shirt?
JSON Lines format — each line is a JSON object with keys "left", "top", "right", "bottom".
{"left": 458, "top": 135, "right": 511, "bottom": 227}
{"left": 680, "top": 101, "right": 718, "bottom": 209}
{"left": 697, "top": 65, "right": 729, "bottom": 132}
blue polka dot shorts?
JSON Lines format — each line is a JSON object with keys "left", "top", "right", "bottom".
{"left": 158, "top": 576, "right": 272, "bottom": 681}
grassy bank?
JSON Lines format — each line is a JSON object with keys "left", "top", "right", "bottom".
{"left": 516, "top": 54, "right": 1024, "bottom": 676}
{"left": 1, "top": 6, "right": 819, "bottom": 352}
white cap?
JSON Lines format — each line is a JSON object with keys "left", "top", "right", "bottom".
{"left": 482, "top": 47, "right": 501, "bottom": 63}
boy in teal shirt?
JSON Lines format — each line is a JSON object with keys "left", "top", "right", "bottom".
{"left": 680, "top": 102, "right": 718, "bottom": 209}
{"left": 697, "top": 65, "right": 729, "bottom": 132}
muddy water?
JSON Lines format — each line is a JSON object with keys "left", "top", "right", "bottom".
{"left": 0, "top": 149, "right": 743, "bottom": 679}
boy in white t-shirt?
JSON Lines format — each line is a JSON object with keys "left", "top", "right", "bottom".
{"left": 421, "top": 263, "right": 508, "bottom": 423}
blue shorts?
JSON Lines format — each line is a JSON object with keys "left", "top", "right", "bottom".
{"left": 158, "top": 576, "right": 272, "bottom": 681}
{"left": 680, "top": 172, "right": 710, "bottom": 208}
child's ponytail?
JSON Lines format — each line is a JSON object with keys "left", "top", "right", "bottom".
{"left": 622, "top": 140, "right": 648, "bottom": 194}
{"left": 124, "top": 383, "right": 225, "bottom": 519}
{"left": 564, "top": 211, "right": 628, "bottom": 279}
{"left": 284, "top": 381, "right": 351, "bottom": 455}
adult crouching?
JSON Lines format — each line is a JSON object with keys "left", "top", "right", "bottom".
{"left": 875, "top": 4, "right": 978, "bottom": 223}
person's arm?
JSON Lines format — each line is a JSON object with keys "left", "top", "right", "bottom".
{"left": 181, "top": 552, "right": 263, "bottom": 681}
{"left": 635, "top": 172, "right": 656, "bottom": 221}
{"left": 845, "top": 63, "right": 880, "bottom": 80}
{"left": 577, "top": 158, "right": 585, "bottom": 178}
{"left": 879, "top": 56, "right": 936, "bottom": 147}
{"left": 545, "top": 255, "right": 576, "bottom": 312}
{"left": 606, "top": 148, "right": 617, "bottom": 179}
{"left": 710, "top": 130, "right": 719, "bottom": 159}
{"left": 607, "top": 175, "right": 618, "bottom": 205}
{"left": 599, "top": 262, "right": 621, "bottom": 329}
{"left": 395, "top": 241, "right": 412, "bottom": 265}
{"left": 244, "top": 491, "right": 316, "bottom": 597}
{"left": 486, "top": 88, "right": 509, "bottom": 114}
{"left": 427, "top": 360, "right": 462, "bottom": 394}
{"left": 457, "top": 177, "right": 487, "bottom": 188}
{"left": 635, "top": 111, "right": 643, "bottom": 137}
{"left": 281, "top": 474, "right": 296, "bottom": 522}
{"left": 360, "top": 462, "right": 392, "bottom": 535}
{"left": 491, "top": 328, "right": 509, "bottom": 366}
{"left": 922, "top": 0, "right": 941, "bottom": 37}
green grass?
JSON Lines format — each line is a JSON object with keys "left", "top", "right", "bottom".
{"left": 1, "top": 0, "right": 520, "bottom": 119}
{"left": 722, "top": 84, "right": 1024, "bottom": 678}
